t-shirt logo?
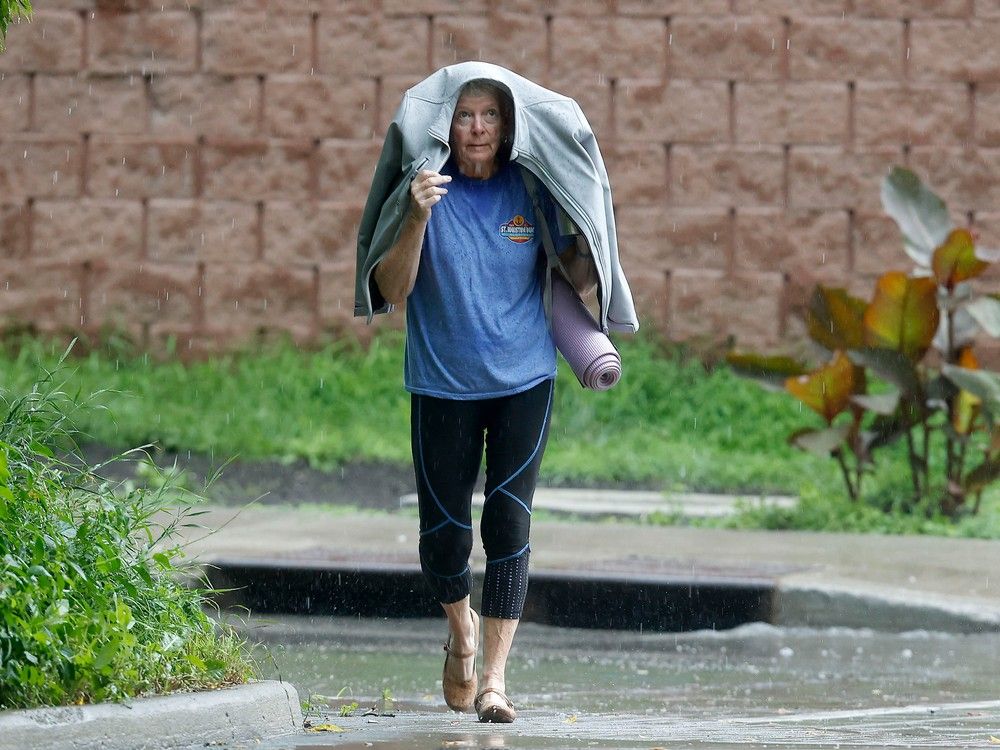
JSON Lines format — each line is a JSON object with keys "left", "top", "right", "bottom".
{"left": 499, "top": 214, "right": 535, "bottom": 244}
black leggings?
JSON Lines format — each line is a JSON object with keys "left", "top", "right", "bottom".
{"left": 411, "top": 379, "right": 553, "bottom": 620}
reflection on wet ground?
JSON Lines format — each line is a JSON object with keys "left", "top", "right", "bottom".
{"left": 239, "top": 615, "right": 1000, "bottom": 750}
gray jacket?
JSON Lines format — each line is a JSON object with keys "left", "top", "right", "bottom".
{"left": 354, "top": 61, "right": 639, "bottom": 334}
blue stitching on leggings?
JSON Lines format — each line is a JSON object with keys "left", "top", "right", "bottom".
{"left": 416, "top": 397, "right": 472, "bottom": 532}
{"left": 485, "top": 543, "right": 530, "bottom": 565}
{"left": 496, "top": 486, "right": 531, "bottom": 515}
{"left": 484, "top": 380, "right": 553, "bottom": 505}
{"left": 423, "top": 562, "right": 472, "bottom": 580}
{"left": 419, "top": 517, "right": 452, "bottom": 537}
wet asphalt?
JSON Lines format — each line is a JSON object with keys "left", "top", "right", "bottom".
{"left": 230, "top": 615, "right": 1000, "bottom": 750}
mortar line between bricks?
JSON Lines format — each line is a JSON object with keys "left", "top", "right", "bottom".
{"left": 664, "top": 142, "right": 672, "bottom": 205}
{"left": 544, "top": 15, "right": 553, "bottom": 85}
{"left": 967, "top": 81, "right": 976, "bottom": 152}
{"left": 846, "top": 81, "right": 855, "bottom": 149}
{"left": 81, "top": 132, "right": 91, "bottom": 197}
{"left": 310, "top": 12, "right": 319, "bottom": 74}
{"left": 781, "top": 144, "right": 790, "bottom": 209}
{"left": 140, "top": 199, "right": 149, "bottom": 260}
{"left": 25, "top": 198, "right": 35, "bottom": 262}
{"left": 194, "top": 6, "right": 203, "bottom": 72}
{"left": 726, "top": 207, "right": 736, "bottom": 279}
{"left": 664, "top": 17, "right": 671, "bottom": 82}
{"left": 781, "top": 17, "right": 790, "bottom": 81}
{"left": 846, "top": 208, "right": 856, "bottom": 275}
{"left": 79, "top": 9, "right": 89, "bottom": 72}
{"left": 26, "top": 71, "right": 36, "bottom": 131}
{"left": 255, "top": 202, "right": 265, "bottom": 262}
{"left": 727, "top": 80, "right": 735, "bottom": 144}
{"left": 902, "top": 18, "right": 911, "bottom": 80}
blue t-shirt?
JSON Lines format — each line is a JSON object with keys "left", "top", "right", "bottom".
{"left": 404, "top": 160, "right": 560, "bottom": 399}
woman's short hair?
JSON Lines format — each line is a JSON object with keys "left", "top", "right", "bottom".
{"left": 455, "top": 79, "right": 515, "bottom": 163}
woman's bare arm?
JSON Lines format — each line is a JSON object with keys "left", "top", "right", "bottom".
{"left": 373, "top": 170, "right": 451, "bottom": 305}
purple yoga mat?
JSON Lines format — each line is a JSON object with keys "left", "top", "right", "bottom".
{"left": 551, "top": 275, "right": 622, "bottom": 390}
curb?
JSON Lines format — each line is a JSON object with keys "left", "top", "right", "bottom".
{"left": 0, "top": 680, "right": 302, "bottom": 750}
{"left": 203, "top": 558, "right": 1000, "bottom": 635}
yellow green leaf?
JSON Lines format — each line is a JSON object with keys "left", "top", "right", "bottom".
{"left": 863, "top": 271, "right": 939, "bottom": 361}
{"left": 309, "top": 723, "right": 346, "bottom": 733}
{"left": 785, "top": 351, "right": 857, "bottom": 424}
{"left": 952, "top": 347, "right": 981, "bottom": 435}
{"left": 806, "top": 286, "right": 867, "bottom": 351}
{"left": 932, "top": 229, "right": 988, "bottom": 289}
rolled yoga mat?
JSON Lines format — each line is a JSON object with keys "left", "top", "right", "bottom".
{"left": 551, "top": 275, "right": 622, "bottom": 390}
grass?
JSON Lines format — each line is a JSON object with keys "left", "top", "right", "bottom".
{"left": 0, "top": 331, "right": 837, "bottom": 494}
{"left": 0, "top": 347, "right": 257, "bottom": 709}
{"left": 0, "top": 330, "right": 996, "bottom": 536}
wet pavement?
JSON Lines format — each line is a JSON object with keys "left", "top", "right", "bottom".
{"left": 232, "top": 615, "right": 1000, "bottom": 750}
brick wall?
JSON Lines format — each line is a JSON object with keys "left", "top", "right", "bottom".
{"left": 2, "top": 0, "right": 999, "bottom": 353}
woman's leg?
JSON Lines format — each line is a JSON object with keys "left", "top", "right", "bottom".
{"left": 478, "top": 379, "right": 554, "bottom": 717}
{"left": 411, "top": 393, "right": 486, "bottom": 710}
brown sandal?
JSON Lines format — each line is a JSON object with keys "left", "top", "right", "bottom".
{"left": 475, "top": 687, "right": 516, "bottom": 723}
{"left": 442, "top": 609, "right": 479, "bottom": 712}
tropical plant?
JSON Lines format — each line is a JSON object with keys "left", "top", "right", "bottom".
{"left": 0, "top": 0, "right": 31, "bottom": 53}
{"left": 728, "top": 167, "right": 1000, "bottom": 517}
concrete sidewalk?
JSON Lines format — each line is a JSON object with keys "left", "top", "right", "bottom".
{"left": 179, "top": 499, "right": 1000, "bottom": 634}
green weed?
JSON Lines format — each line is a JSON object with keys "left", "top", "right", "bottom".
{"left": 0, "top": 345, "right": 256, "bottom": 709}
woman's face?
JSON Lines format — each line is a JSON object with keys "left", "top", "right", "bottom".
{"left": 450, "top": 92, "right": 503, "bottom": 179}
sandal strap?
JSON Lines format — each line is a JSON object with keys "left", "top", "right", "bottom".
{"left": 475, "top": 687, "right": 514, "bottom": 709}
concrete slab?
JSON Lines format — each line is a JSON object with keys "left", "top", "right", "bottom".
{"left": 178, "top": 504, "right": 1000, "bottom": 634}
{"left": 399, "top": 487, "right": 798, "bottom": 518}
{"left": 0, "top": 680, "right": 302, "bottom": 750}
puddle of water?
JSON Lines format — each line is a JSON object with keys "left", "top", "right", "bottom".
{"left": 242, "top": 615, "right": 1000, "bottom": 718}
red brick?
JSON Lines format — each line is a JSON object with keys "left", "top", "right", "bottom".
{"left": 317, "top": 140, "right": 381, "bottom": 200}
{"left": 494, "top": 0, "right": 611, "bottom": 13}
{"left": 789, "top": 18, "right": 902, "bottom": 81}
{"left": 669, "top": 268, "right": 783, "bottom": 346}
{"left": 264, "top": 76, "right": 377, "bottom": 139}
{"left": 615, "top": 80, "right": 728, "bottom": 144}
{"left": 383, "top": 0, "right": 485, "bottom": 13}
{"left": 148, "top": 199, "right": 259, "bottom": 262}
{"left": 788, "top": 146, "right": 902, "bottom": 211}
{"left": 909, "top": 147, "right": 1000, "bottom": 212}
{"left": 734, "top": 0, "right": 847, "bottom": 13}
{"left": 319, "top": 263, "right": 394, "bottom": 339}
{"left": 548, "top": 76, "right": 612, "bottom": 141}
{"left": 33, "top": 200, "right": 143, "bottom": 263}
{"left": 617, "top": 207, "right": 730, "bottom": 270}
{"left": 976, "top": 0, "right": 1000, "bottom": 17}
{"left": 87, "top": 137, "right": 196, "bottom": 199}
{"left": 734, "top": 209, "right": 849, "bottom": 278}
{"left": 971, "top": 212, "right": 1000, "bottom": 259}
{"left": 910, "top": 20, "right": 1000, "bottom": 82}
{"left": 0, "top": 203, "right": 29, "bottom": 259}
{"left": 618, "top": 0, "right": 728, "bottom": 14}
{"left": 669, "top": 16, "right": 787, "bottom": 81}
{"left": 149, "top": 75, "right": 261, "bottom": 138}
{"left": 0, "top": 74, "right": 30, "bottom": 131}
{"left": 316, "top": 14, "right": 431, "bottom": 78}
{"left": 34, "top": 74, "right": 146, "bottom": 135}
{"left": 975, "top": 84, "right": 1000, "bottom": 146}
{"left": 432, "top": 14, "right": 548, "bottom": 83}
{"left": 87, "top": 261, "right": 198, "bottom": 334}
{"left": 202, "top": 12, "right": 311, "bottom": 75}
{"left": 0, "top": 138, "right": 81, "bottom": 199}
{"left": 624, "top": 269, "right": 670, "bottom": 334}
{"left": 852, "top": 0, "right": 969, "bottom": 17}
{"left": 378, "top": 74, "right": 426, "bottom": 136}
{"left": 262, "top": 201, "right": 362, "bottom": 266}
{"left": 552, "top": 17, "right": 666, "bottom": 82}
{"left": 0, "top": 12, "right": 83, "bottom": 73}
{"left": 202, "top": 140, "right": 313, "bottom": 201}
{"left": 853, "top": 212, "right": 912, "bottom": 275}
{"left": 855, "top": 82, "right": 969, "bottom": 146}
{"left": 202, "top": 262, "right": 316, "bottom": 339}
{"left": 604, "top": 143, "right": 667, "bottom": 205}
{"left": 0, "top": 261, "right": 82, "bottom": 330}
{"left": 671, "top": 145, "right": 784, "bottom": 208}
{"left": 735, "top": 82, "right": 847, "bottom": 145}
{"left": 88, "top": 10, "right": 198, "bottom": 74}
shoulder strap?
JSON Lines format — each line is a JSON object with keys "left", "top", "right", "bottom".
{"left": 519, "top": 166, "right": 568, "bottom": 325}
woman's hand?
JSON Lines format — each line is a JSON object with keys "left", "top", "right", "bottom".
{"left": 410, "top": 170, "right": 452, "bottom": 222}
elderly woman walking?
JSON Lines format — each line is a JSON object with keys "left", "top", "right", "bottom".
{"left": 355, "top": 62, "right": 638, "bottom": 723}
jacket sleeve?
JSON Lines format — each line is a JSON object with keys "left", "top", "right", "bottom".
{"left": 354, "top": 111, "right": 406, "bottom": 319}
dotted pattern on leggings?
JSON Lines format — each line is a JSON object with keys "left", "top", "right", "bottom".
{"left": 480, "top": 549, "right": 530, "bottom": 620}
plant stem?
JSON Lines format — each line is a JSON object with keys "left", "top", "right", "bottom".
{"left": 835, "top": 450, "right": 857, "bottom": 501}
{"left": 904, "top": 425, "right": 921, "bottom": 502}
